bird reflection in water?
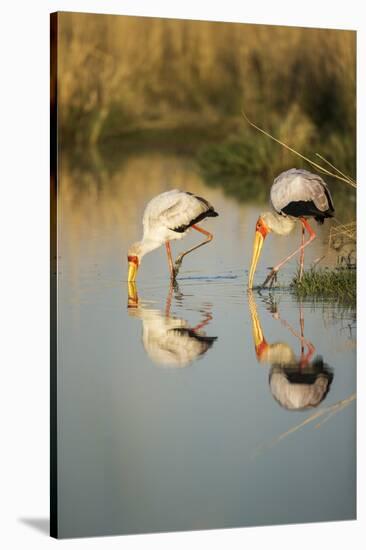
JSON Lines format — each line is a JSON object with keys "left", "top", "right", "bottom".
{"left": 127, "top": 282, "right": 217, "bottom": 367}
{"left": 248, "top": 291, "right": 333, "bottom": 410}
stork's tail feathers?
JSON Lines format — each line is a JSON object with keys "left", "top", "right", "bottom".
{"left": 315, "top": 210, "right": 334, "bottom": 224}
{"left": 172, "top": 328, "right": 218, "bottom": 345}
{"left": 187, "top": 192, "right": 218, "bottom": 217}
{"left": 207, "top": 208, "right": 219, "bottom": 218}
{"left": 171, "top": 207, "right": 218, "bottom": 233}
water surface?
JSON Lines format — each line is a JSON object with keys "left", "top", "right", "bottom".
{"left": 56, "top": 151, "right": 356, "bottom": 538}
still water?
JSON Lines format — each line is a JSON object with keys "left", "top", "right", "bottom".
{"left": 56, "top": 151, "right": 356, "bottom": 538}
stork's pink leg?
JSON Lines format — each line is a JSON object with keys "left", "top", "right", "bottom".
{"left": 283, "top": 311, "right": 315, "bottom": 367}
{"left": 164, "top": 280, "right": 174, "bottom": 317}
{"left": 276, "top": 303, "right": 315, "bottom": 368}
{"left": 262, "top": 218, "right": 316, "bottom": 288}
{"left": 299, "top": 301, "right": 305, "bottom": 346}
{"left": 173, "top": 224, "right": 214, "bottom": 278}
{"left": 299, "top": 224, "right": 305, "bottom": 281}
{"left": 299, "top": 307, "right": 315, "bottom": 368}
{"left": 299, "top": 302, "right": 305, "bottom": 362}
{"left": 165, "top": 241, "right": 175, "bottom": 281}
{"left": 192, "top": 312, "right": 213, "bottom": 332}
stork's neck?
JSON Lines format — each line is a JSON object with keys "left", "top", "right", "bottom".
{"left": 264, "top": 211, "right": 296, "bottom": 236}
{"left": 138, "top": 237, "right": 162, "bottom": 259}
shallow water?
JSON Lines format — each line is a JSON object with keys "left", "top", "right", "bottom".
{"left": 56, "top": 152, "right": 356, "bottom": 538}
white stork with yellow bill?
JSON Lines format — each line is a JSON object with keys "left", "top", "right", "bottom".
{"left": 127, "top": 283, "right": 217, "bottom": 368}
{"left": 248, "top": 168, "right": 335, "bottom": 289}
{"left": 127, "top": 189, "right": 218, "bottom": 282}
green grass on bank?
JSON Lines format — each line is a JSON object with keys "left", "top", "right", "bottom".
{"left": 196, "top": 125, "right": 356, "bottom": 199}
{"left": 291, "top": 267, "right": 356, "bottom": 304}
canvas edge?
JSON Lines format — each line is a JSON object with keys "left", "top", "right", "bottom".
{"left": 50, "top": 10, "right": 59, "bottom": 540}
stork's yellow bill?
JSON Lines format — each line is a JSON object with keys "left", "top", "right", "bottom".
{"left": 127, "top": 256, "right": 139, "bottom": 282}
{"left": 248, "top": 217, "right": 268, "bottom": 289}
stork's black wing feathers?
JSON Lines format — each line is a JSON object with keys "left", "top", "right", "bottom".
{"left": 271, "top": 168, "right": 335, "bottom": 223}
{"left": 281, "top": 200, "right": 334, "bottom": 224}
{"left": 171, "top": 193, "right": 218, "bottom": 233}
{"left": 322, "top": 185, "right": 335, "bottom": 214}
{"left": 171, "top": 207, "right": 218, "bottom": 233}
{"left": 186, "top": 192, "right": 211, "bottom": 208}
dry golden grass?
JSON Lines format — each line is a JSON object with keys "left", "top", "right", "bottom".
{"left": 253, "top": 393, "right": 356, "bottom": 458}
{"left": 56, "top": 13, "right": 356, "bottom": 149}
{"left": 328, "top": 221, "right": 356, "bottom": 260}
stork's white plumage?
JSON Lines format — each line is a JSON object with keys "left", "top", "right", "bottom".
{"left": 127, "top": 189, "right": 218, "bottom": 281}
{"left": 128, "top": 284, "right": 217, "bottom": 367}
{"left": 248, "top": 292, "right": 333, "bottom": 410}
{"left": 129, "top": 307, "right": 216, "bottom": 367}
{"left": 270, "top": 168, "right": 334, "bottom": 218}
{"left": 269, "top": 365, "right": 332, "bottom": 410}
{"left": 248, "top": 168, "right": 335, "bottom": 289}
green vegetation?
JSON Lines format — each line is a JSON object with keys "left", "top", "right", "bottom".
{"left": 197, "top": 111, "right": 355, "bottom": 186}
{"left": 197, "top": 121, "right": 356, "bottom": 215}
{"left": 291, "top": 267, "right": 356, "bottom": 304}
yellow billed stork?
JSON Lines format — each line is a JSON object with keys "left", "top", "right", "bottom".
{"left": 248, "top": 168, "right": 335, "bottom": 289}
{"left": 127, "top": 282, "right": 217, "bottom": 367}
{"left": 248, "top": 291, "right": 333, "bottom": 410}
{"left": 127, "top": 189, "right": 218, "bottom": 282}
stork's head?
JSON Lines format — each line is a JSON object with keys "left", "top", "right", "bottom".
{"left": 248, "top": 213, "right": 271, "bottom": 289}
{"left": 127, "top": 242, "right": 142, "bottom": 282}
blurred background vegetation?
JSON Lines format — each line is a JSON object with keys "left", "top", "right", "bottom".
{"left": 57, "top": 13, "right": 356, "bottom": 203}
